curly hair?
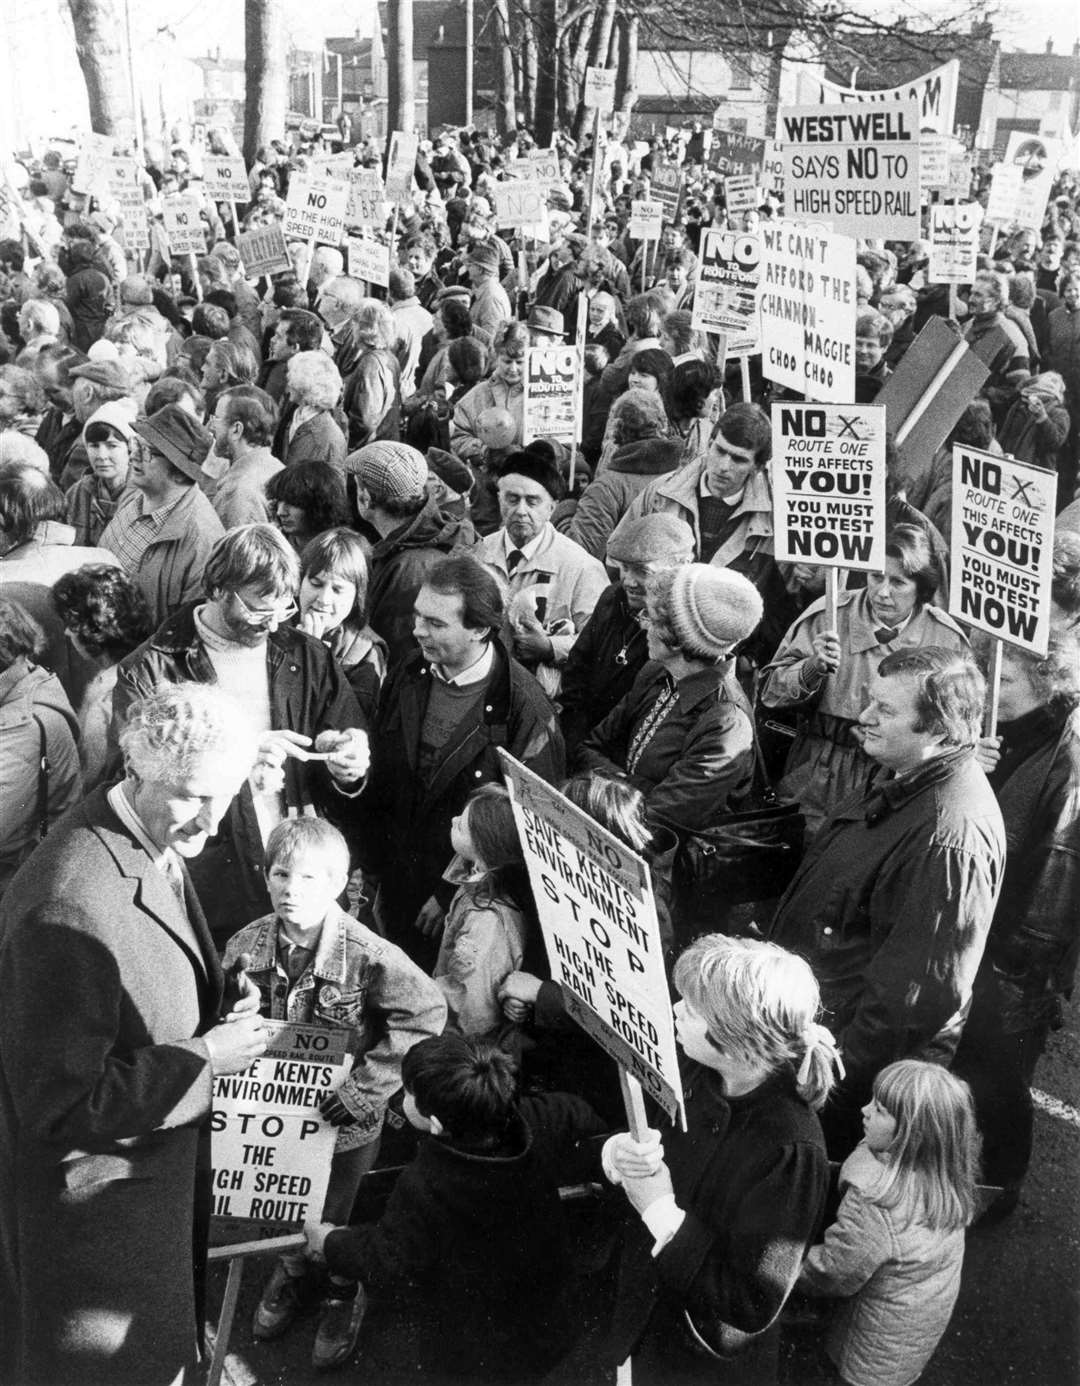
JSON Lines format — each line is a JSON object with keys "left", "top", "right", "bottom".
{"left": 285, "top": 351, "right": 342, "bottom": 411}
{"left": 119, "top": 682, "right": 257, "bottom": 785}
{"left": 51, "top": 564, "right": 153, "bottom": 661}
{"left": 0, "top": 594, "right": 45, "bottom": 671}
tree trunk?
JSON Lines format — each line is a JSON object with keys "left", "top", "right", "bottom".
{"left": 533, "top": 0, "right": 558, "bottom": 147}
{"left": 572, "top": 0, "right": 616, "bottom": 142}
{"left": 492, "top": 0, "right": 517, "bottom": 137}
{"left": 613, "top": 12, "right": 638, "bottom": 143}
{"left": 556, "top": 23, "right": 576, "bottom": 130}
{"left": 243, "top": 0, "right": 288, "bottom": 166}
{"left": 762, "top": 27, "right": 793, "bottom": 143}
{"left": 386, "top": 0, "right": 415, "bottom": 135}
{"left": 520, "top": 0, "right": 538, "bottom": 130}
{"left": 67, "top": 0, "right": 134, "bottom": 137}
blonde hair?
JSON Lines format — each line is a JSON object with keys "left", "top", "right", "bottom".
{"left": 672, "top": 934, "right": 839, "bottom": 1109}
{"left": 864, "top": 1060, "right": 981, "bottom": 1232}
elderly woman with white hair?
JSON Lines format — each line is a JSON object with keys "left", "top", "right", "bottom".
{"left": 0, "top": 364, "right": 47, "bottom": 439}
{"left": 283, "top": 349, "right": 347, "bottom": 469}
{"left": 338, "top": 297, "right": 402, "bottom": 449}
{"left": 15, "top": 298, "right": 60, "bottom": 364}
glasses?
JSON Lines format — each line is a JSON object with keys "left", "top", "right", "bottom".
{"left": 230, "top": 590, "right": 298, "bottom": 627}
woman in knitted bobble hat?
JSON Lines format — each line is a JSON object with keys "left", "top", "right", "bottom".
{"left": 579, "top": 563, "right": 763, "bottom": 834}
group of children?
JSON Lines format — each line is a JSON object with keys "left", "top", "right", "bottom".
{"left": 219, "top": 739, "right": 985, "bottom": 1384}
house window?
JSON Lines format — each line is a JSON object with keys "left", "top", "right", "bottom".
{"left": 729, "top": 60, "right": 752, "bottom": 90}
{"left": 727, "top": 118, "right": 748, "bottom": 132}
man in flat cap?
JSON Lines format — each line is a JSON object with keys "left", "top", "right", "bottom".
{"left": 465, "top": 240, "right": 512, "bottom": 338}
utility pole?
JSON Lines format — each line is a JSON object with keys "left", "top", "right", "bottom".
{"left": 464, "top": 0, "right": 474, "bottom": 126}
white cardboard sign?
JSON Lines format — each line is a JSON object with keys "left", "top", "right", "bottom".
{"left": 162, "top": 195, "right": 207, "bottom": 256}
{"left": 691, "top": 228, "right": 760, "bottom": 354}
{"left": 928, "top": 203, "right": 982, "bottom": 284}
{"left": 282, "top": 175, "right": 350, "bottom": 245}
{"left": 202, "top": 157, "right": 250, "bottom": 202}
{"left": 628, "top": 199, "right": 663, "bottom": 241}
{"left": 347, "top": 235, "right": 390, "bottom": 288}
{"left": 522, "top": 346, "right": 579, "bottom": 445}
{"left": 583, "top": 66, "right": 616, "bottom": 112}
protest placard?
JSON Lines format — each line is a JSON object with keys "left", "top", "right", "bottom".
{"left": 492, "top": 179, "right": 547, "bottom": 228}
{"left": 691, "top": 228, "right": 760, "bottom": 354}
{"left": 763, "top": 140, "right": 785, "bottom": 198}
{"left": 341, "top": 167, "right": 386, "bottom": 228}
{"left": 72, "top": 132, "right": 115, "bottom": 196}
{"left": 628, "top": 199, "right": 663, "bottom": 241}
{"left": 499, "top": 753, "right": 684, "bottom": 1124}
{"left": 779, "top": 100, "right": 921, "bottom": 239}
{"left": 211, "top": 1021, "right": 353, "bottom": 1236}
{"left": 795, "top": 58, "right": 958, "bottom": 136}
{"left": 1001, "top": 132, "right": 1060, "bottom": 233}
{"left": 648, "top": 163, "right": 682, "bottom": 221}
{"left": 708, "top": 130, "right": 767, "bottom": 177}
{"left": 282, "top": 175, "right": 349, "bottom": 245}
{"left": 161, "top": 195, "right": 207, "bottom": 256}
{"left": 949, "top": 446, "right": 1055, "bottom": 655}
{"left": 522, "top": 346, "right": 579, "bottom": 445}
{"left": 771, "top": 403, "right": 887, "bottom": 570}
{"left": 759, "top": 220, "right": 856, "bottom": 403}
{"left": 919, "top": 135, "right": 952, "bottom": 191}
{"left": 384, "top": 131, "right": 419, "bottom": 201}
{"left": 985, "top": 161, "right": 1023, "bottom": 226}
{"left": 583, "top": 65, "right": 616, "bottom": 112}
{"left": 202, "top": 157, "right": 249, "bottom": 202}
{"left": 947, "top": 148, "right": 973, "bottom": 201}
{"left": 347, "top": 235, "right": 390, "bottom": 288}
{"left": 724, "top": 174, "right": 758, "bottom": 216}
{"left": 929, "top": 203, "right": 982, "bottom": 283}
{"left": 510, "top": 147, "right": 561, "bottom": 191}
{"left": 237, "top": 223, "right": 292, "bottom": 277}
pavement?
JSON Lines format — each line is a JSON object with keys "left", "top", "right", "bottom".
{"left": 204, "top": 997, "right": 1080, "bottom": 1386}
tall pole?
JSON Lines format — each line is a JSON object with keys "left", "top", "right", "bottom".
{"left": 464, "top": 0, "right": 474, "bottom": 126}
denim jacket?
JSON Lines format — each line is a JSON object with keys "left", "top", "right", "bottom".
{"left": 223, "top": 904, "right": 447, "bottom": 1149}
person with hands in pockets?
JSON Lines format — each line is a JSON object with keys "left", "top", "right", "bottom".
{"left": 602, "top": 934, "right": 837, "bottom": 1386}
{"left": 223, "top": 816, "right": 446, "bottom": 1372}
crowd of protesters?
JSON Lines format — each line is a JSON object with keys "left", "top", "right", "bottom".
{"left": 0, "top": 114, "right": 1078, "bottom": 1386}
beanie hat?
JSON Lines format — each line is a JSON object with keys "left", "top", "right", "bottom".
{"left": 496, "top": 448, "right": 565, "bottom": 501}
{"left": 607, "top": 513, "right": 695, "bottom": 564}
{"left": 349, "top": 440, "right": 428, "bottom": 503}
{"left": 427, "top": 446, "right": 474, "bottom": 496}
{"left": 665, "top": 563, "right": 763, "bottom": 658}
{"left": 120, "top": 275, "right": 155, "bottom": 307}
{"left": 611, "top": 388, "right": 669, "bottom": 441}
{"left": 81, "top": 400, "right": 137, "bottom": 447}
{"left": 466, "top": 241, "right": 500, "bottom": 272}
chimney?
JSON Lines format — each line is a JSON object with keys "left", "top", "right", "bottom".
{"left": 1045, "top": 39, "right": 1053, "bottom": 53}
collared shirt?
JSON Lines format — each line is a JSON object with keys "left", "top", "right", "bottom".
{"left": 429, "top": 640, "right": 495, "bottom": 687}
{"left": 501, "top": 526, "right": 546, "bottom": 569}
{"left": 100, "top": 489, "right": 185, "bottom": 574}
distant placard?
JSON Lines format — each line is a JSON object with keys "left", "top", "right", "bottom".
{"left": 708, "top": 130, "right": 767, "bottom": 177}
{"left": 928, "top": 203, "right": 982, "bottom": 284}
{"left": 1001, "top": 132, "right": 1060, "bottom": 233}
{"left": 500, "top": 753, "right": 684, "bottom": 1124}
{"left": 72, "top": 132, "right": 115, "bottom": 196}
{"left": 162, "top": 195, "right": 207, "bottom": 256}
{"left": 985, "top": 162, "right": 1024, "bottom": 226}
{"left": 724, "top": 173, "right": 758, "bottom": 216}
{"left": 282, "top": 175, "right": 350, "bottom": 245}
{"left": 347, "top": 235, "right": 390, "bottom": 288}
{"left": 492, "top": 179, "right": 547, "bottom": 228}
{"left": 522, "top": 346, "right": 579, "bottom": 445}
{"left": 946, "top": 149, "right": 973, "bottom": 201}
{"left": 385, "top": 131, "right": 419, "bottom": 201}
{"left": 628, "top": 199, "right": 663, "bottom": 241}
{"left": 796, "top": 58, "right": 958, "bottom": 136}
{"left": 759, "top": 220, "right": 856, "bottom": 403}
{"left": 211, "top": 1021, "right": 353, "bottom": 1237}
{"left": 237, "top": 223, "right": 292, "bottom": 277}
{"left": 583, "top": 66, "right": 616, "bottom": 112}
{"left": 779, "top": 100, "right": 920, "bottom": 238}
{"left": 949, "top": 445, "right": 1055, "bottom": 656}
{"left": 919, "top": 135, "right": 951, "bottom": 191}
{"left": 343, "top": 167, "right": 386, "bottom": 228}
{"left": 511, "top": 146, "right": 561, "bottom": 192}
{"left": 763, "top": 139, "right": 785, "bottom": 198}
{"left": 771, "top": 403, "right": 887, "bottom": 571}
{"left": 202, "top": 157, "right": 250, "bottom": 202}
{"left": 691, "top": 228, "right": 759, "bottom": 355}
{"left": 648, "top": 163, "right": 682, "bottom": 221}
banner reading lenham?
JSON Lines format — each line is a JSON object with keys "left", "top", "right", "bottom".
{"left": 771, "top": 404, "right": 887, "bottom": 571}
{"left": 949, "top": 446, "right": 1055, "bottom": 656}
{"left": 211, "top": 1020, "right": 353, "bottom": 1241}
{"left": 500, "top": 753, "right": 685, "bottom": 1126}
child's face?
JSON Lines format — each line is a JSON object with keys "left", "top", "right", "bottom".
{"left": 266, "top": 848, "right": 348, "bottom": 933}
{"left": 402, "top": 1090, "right": 434, "bottom": 1132}
{"left": 450, "top": 805, "right": 478, "bottom": 863}
{"left": 300, "top": 568, "right": 357, "bottom": 633}
{"left": 861, "top": 1095, "right": 898, "bottom": 1154}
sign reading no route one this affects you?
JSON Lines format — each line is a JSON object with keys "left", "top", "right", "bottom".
{"left": 949, "top": 445, "right": 1055, "bottom": 656}
{"left": 500, "top": 752, "right": 685, "bottom": 1126}
{"left": 780, "top": 101, "right": 921, "bottom": 240}
{"left": 759, "top": 220, "right": 856, "bottom": 404}
{"left": 212, "top": 1020, "right": 353, "bottom": 1235}
{"left": 771, "top": 403, "right": 887, "bottom": 570}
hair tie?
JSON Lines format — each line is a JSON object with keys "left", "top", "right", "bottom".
{"left": 796, "top": 1022, "right": 845, "bottom": 1086}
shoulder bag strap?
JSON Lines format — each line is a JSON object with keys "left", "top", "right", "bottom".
{"left": 31, "top": 713, "right": 50, "bottom": 841}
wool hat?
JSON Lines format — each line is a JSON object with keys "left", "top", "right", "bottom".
{"left": 69, "top": 358, "right": 132, "bottom": 392}
{"left": 120, "top": 275, "right": 155, "bottom": 307}
{"left": 427, "top": 446, "right": 474, "bottom": 496}
{"left": 665, "top": 563, "right": 763, "bottom": 658}
{"left": 466, "top": 241, "right": 500, "bottom": 272}
{"left": 349, "top": 440, "right": 428, "bottom": 503}
{"left": 132, "top": 404, "right": 212, "bottom": 482}
{"left": 436, "top": 284, "right": 472, "bottom": 307}
{"left": 607, "top": 513, "right": 695, "bottom": 564}
{"left": 496, "top": 447, "right": 565, "bottom": 501}
{"left": 81, "top": 400, "right": 137, "bottom": 447}
{"left": 526, "top": 305, "right": 565, "bottom": 337}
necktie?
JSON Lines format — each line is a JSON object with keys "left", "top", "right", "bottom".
{"left": 874, "top": 625, "right": 899, "bottom": 644}
{"left": 506, "top": 549, "right": 524, "bottom": 575}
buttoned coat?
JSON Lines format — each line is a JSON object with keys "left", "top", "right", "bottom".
{"left": 0, "top": 786, "right": 222, "bottom": 1386}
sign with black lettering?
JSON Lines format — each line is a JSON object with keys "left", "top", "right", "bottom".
{"left": 949, "top": 446, "right": 1054, "bottom": 655}
{"left": 385, "top": 131, "right": 419, "bottom": 201}
{"left": 759, "top": 220, "right": 856, "bottom": 403}
{"left": 282, "top": 175, "right": 349, "bottom": 245}
{"left": 708, "top": 130, "right": 766, "bottom": 177}
{"left": 797, "top": 58, "right": 958, "bottom": 136}
{"left": 211, "top": 1021, "right": 353, "bottom": 1238}
{"left": 648, "top": 163, "right": 682, "bottom": 221}
{"left": 237, "top": 223, "right": 292, "bottom": 277}
{"left": 1000, "top": 132, "right": 1060, "bottom": 234}
{"left": 929, "top": 203, "right": 982, "bottom": 284}
{"left": 347, "top": 234, "right": 390, "bottom": 288}
{"left": 628, "top": 199, "right": 662, "bottom": 241}
{"left": 162, "top": 195, "right": 207, "bottom": 256}
{"left": 492, "top": 179, "right": 547, "bottom": 228}
{"left": 202, "top": 157, "right": 249, "bottom": 202}
{"left": 724, "top": 173, "right": 758, "bottom": 216}
{"left": 780, "top": 100, "right": 920, "bottom": 238}
{"left": 583, "top": 65, "right": 615, "bottom": 112}
{"left": 692, "top": 228, "right": 759, "bottom": 354}
{"left": 771, "top": 404, "right": 887, "bottom": 570}
{"left": 522, "top": 346, "right": 579, "bottom": 444}
{"left": 500, "top": 753, "right": 684, "bottom": 1124}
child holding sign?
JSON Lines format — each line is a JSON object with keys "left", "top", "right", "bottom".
{"left": 222, "top": 817, "right": 446, "bottom": 1370}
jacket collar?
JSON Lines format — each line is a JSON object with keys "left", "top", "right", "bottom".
{"left": 245, "top": 904, "right": 353, "bottom": 986}
{"left": 857, "top": 745, "right": 975, "bottom": 824}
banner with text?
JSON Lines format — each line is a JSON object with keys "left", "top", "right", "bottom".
{"left": 949, "top": 445, "right": 1055, "bottom": 655}
{"left": 691, "top": 228, "right": 760, "bottom": 355}
{"left": 771, "top": 403, "right": 887, "bottom": 570}
{"left": 929, "top": 203, "right": 982, "bottom": 283}
{"left": 523, "top": 347, "right": 579, "bottom": 445}
{"left": 708, "top": 130, "right": 767, "bottom": 177}
{"left": 202, "top": 157, "right": 249, "bottom": 202}
{"left": 759, "top": 220, "right": 856, "bottom": 403}
{"left": 211, "top": 1021, "right": 353, "bottom": 1237}
{"left": 500, "top": 753, "right": 684, "bottom": 1124}
{"left": 283, "top": 175, "right": 350, "bottom": 245}
{"left": 792, "top": 58, "right": 958, "bottom": 136}
{"left": 779, "top": 101, "right": 920, "bottom": 239}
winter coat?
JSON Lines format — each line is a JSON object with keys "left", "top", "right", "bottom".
{"left": 769, "top": 748, "right": 1005, "bottom": 1107}
{"left": 223, "top": 905, "right": 446, "bottom": 1151}
{"left": 367, "top": 493, "right": 476, "bottom": 668}
{"left": 1046, "top": 305, "right": 1080, "bottom": 399}
{"left": 209, "top": 450, "right": 283, "bottom": 529}
{"left": 434, "top": 858, "right": 528, "bottom": 1038}
{"left": 0, "top": 657, "right": 82, "bottom": 898}
{"left": 560, "top": 582, "right": 649, "bottom": 756}
{"left": 565, "top": 437, "right": 684, "bottom": 560}
{"left": 0, "top": 520, "right": 120, "bottom": 588}
{"left": 0, "top": 786, "right": 223, "bottom": 1386}
{"left": 64, "top": 253, "right": 112, "bottom": 352}
{"left": 282, "top": 409, "right": 348, "bottom": 469}
{"left": 342, "top": 346, "right": 401, "bottom": 449}
{"left": 799, "top": 1142, "right": 966, "bottom": 1386}
{"left": 319, "top": 619, "right": 387, "bottom": 726}
{"left": 65, "top": 475, "right": 128, "bottom": 546}
{"left": 582, "top": 658, "right": 755, "bottom": 833}
{"left": 111, "top": 604, "right": 365, "bottom": 947}
{"left": 996, "top": 393, "right": 1071, "bottom": 470}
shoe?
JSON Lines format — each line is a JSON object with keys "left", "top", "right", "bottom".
{"left": 252, "top": 1261, "right": 307, "bottom": 1341}
{"left": 311, "top": 1286, "right": 366, "bottom": 1370}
